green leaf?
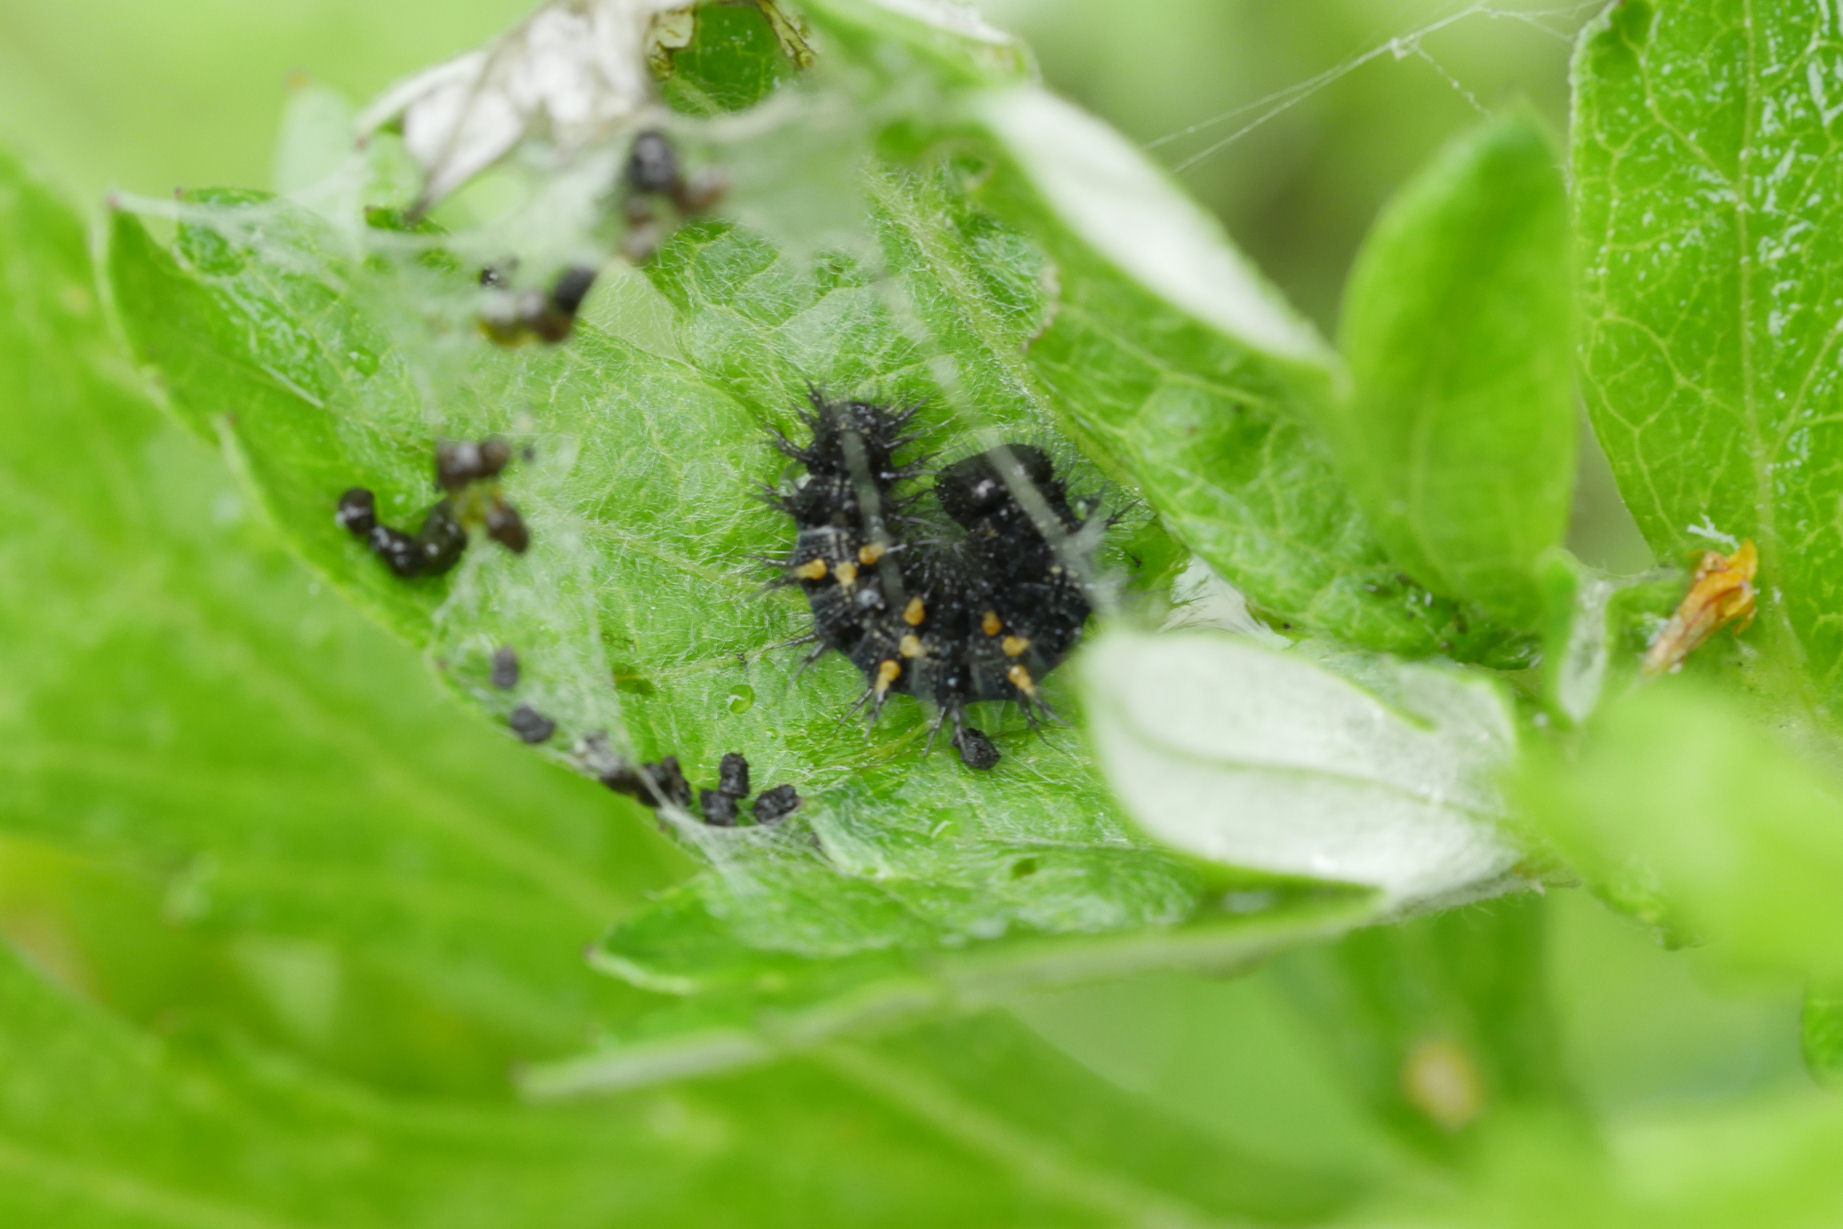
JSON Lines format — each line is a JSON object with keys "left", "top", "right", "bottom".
{"left": 528, "top": 871, "right": 1376, "bottom": 1094}
{"left": 1335, "top": 111, "right": 1575, "bottom": 627}
{"left": 796, "top": 0, "right": 1032, "bottom": 86}
{"left": 100, "top": 17, "right": 1444, "bottom": 995}
{"left": 0, "top": 942, "right": 1350, "bottom": 1228}
{"left": 102, "top": 171, "right": 1407, "bottom": 1083}
{"left": 1080, "top": 627, "right": 1524, "bottom": 906}
{"left": 627, "top": 72, "right": 1537, "bottom": 663}
{"left": 1517, "top": 679, "right": 1843, "bottom": 976}
{"left": 0, "top": 149, "right": 692, "bottom": 1087}
{"left": 105, "top": 189, "right": 1241, "bottom": 980}
{"left": 657, "top": 1, "right": 803, "bottom": 116}
{"left": 0, "top": 143, "right": 1390, "bottom": 1229}
{"left": 94, "top": 3, "right": 1556, "bottom": 1062}
{"left": 1573, "top": 0, "right": 1843, "bottom": 704}
{"left": 1802, "top": 983, "right": 1843, "bottom": 1087}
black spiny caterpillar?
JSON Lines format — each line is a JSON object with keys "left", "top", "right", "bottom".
{"left": 768, "top": 393, "right": 1098, "bottom": 770}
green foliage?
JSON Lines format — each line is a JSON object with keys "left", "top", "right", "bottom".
{"left": 1336, "top": 110, "right": 1575, "bottom": 627}
{"left": 967, "top": 90, "right": 1518, "bottom": 662}
{"left": 101, "top": 0, "right": 1500, "bottom": 1044}
{"left": 531, "top": 874, "right": 1372, "bottom": 1096}
{"left": 10, "top": 0, "right": 1843, "bottom": 1222}
{"left": 1080, "top": 628, "right": 1520, "bottom": 905}
{"left": 0, "top": 150, "right": 694, "bottom": 1088}
{"left": 103, "top": 138, "right": 1367, "bottom": 1032}
{"left": 1272, "top": 896, "right": 1582, "bottom": 1160}
{"left": 1520, "top": 681, "right": 1843, "bottom": 977}
{"left": 0, "top": 137, "right": 1385, "bottom": 1229}
{"left": 657, "top": 1, "right": 804, "bottom": 115}
{"left": 1802, "top": 983, "right": 1843, "bottom": 1087}
{"left": 2, "top": 937, "right": 1366, "bottom": 1228}
{"left": 1574, "top": 0, "right": 1843, "bottom": 708}
{"left": 1543, "top": 0, "right": 1843, "bottom": 1001}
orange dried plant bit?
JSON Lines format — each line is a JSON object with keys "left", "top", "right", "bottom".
{"left": 1641, "top": 539, "right": 1758, "bottom": 674}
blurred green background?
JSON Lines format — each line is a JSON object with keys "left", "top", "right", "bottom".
{"left": 0, "top": 0, "right": 1800, "bottom": 1212}
{"left": 0, "top": 0, "right": 1576, "bottom": 328}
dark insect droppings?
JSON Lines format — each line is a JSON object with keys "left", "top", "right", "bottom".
{"left": 435, "top": 441, "right": 476, "bottom": 490}
{"left": 479, "top": 265, "right": 596, "bottom": 346}
{"left": 619, "top": 129, "right": 725, "bottom": 263}
{"left": 437, "top": 436, "right": 513, "bottom": 490}
{"left": 699, "top": 789, "right": 738, "bottom": 827}
{"left": 509, "top": 704, "right": 556, "bottom": 744}
{"left": 549, "top": 265, "right": 598, "bottom": 318}
{"left": 490, "top": 645, "right": 520, "bottom": 690}
{"left": 343, "top": 437, "right": 530, "bottom": 579}
{"left": 484, "top": 501, "right": 530, "bottom": 554}
{"left": 626, "top": 129, "right": 680, "bottom": 195}
{"left": 335, "top": 487, "right": 377, "bottom": 534}
{"left": 597, "top": 763, "right": 645, "bottom": 797}
{"left": 415, "top": 501, "right": 468, "bottom": 574}
{"left": 640, "top": 755, "right": 693, "bottom": 810}
{"left": 953, "top": 727, "right": 1002, "bottom": 771}
{"left": 717, "top": 752, "right": 751, "bottom": 800}
{"left": 367, "top": 524, "right": 423, "bottom": 577}
{"left": 577, "top": 734, "right": 791, "bottom": 830}
{"left": 752, "top": 784, "right": 801, "bottom": 824}
{"left": 573, "top": 730, "right": 625, "bottom": 780}
{"left": 433, "top": 441, "right": 476, "bottom": 490}
{"left": 527, "top": 274, "right": 589, "bottom": 343}
{"left": 480, "top": 436, "right": 513, "bottom": 476}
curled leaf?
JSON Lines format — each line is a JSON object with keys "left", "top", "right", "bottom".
{"left": 1082, "top": 628, "right": 1522, "bottom": 905}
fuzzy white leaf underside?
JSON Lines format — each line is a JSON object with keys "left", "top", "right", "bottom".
{"left": 1082, "top": 629, "right": 1521, "bottom": 904}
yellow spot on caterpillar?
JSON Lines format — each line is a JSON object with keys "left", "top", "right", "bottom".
{"left": 1643, "top": 540, "right": 1758, "bottom": 674}
{"left": 903, "top": 597, "right": 926, "bottom": 626}
{"left": 835, "top": 560, "right": 859, "bottom": 586}
{"left": 1007, "top": 664, "right": 1037, "bottom": 699}
{"left": 1002, "top": 635, "right": 1031, "bottom": 658}
{"left": 858, "top": 541, "right": 886, "bottom": 565}
{"left": 899, "top": 633, "right": 925, "bottom": 659}
{"left": 982, "top": 611, "right": 1002, "bottom": 636}
{"left": 875, "top": 659, "right": 901, "bottom": 694}
{"left": 792, "top": 558, "right": 827, "bottom": 581}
